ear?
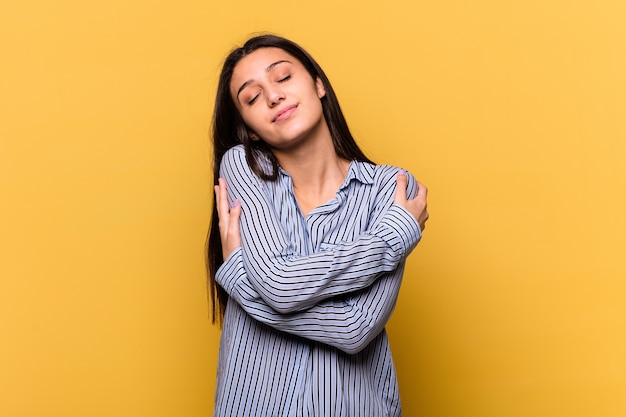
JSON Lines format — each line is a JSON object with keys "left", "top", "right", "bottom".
{"left": 248, "top": 131, "right": 260, "bottom": 141}
{"left": 315, "top": 77, "right": 326, "bottom": 99}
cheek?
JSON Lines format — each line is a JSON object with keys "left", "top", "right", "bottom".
{"left": 239, "top": 109, "right": 267, "bottom": 133}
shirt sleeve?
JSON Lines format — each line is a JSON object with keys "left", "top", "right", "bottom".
{"left": 217, "top": 146, "right": 421, "bottom": 314}
{"left": 217, "top": 246, "right": 407, "bottom": 355}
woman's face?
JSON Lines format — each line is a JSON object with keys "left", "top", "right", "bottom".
{"left": 230, "top": 47, "right": 327, "bottom": 151}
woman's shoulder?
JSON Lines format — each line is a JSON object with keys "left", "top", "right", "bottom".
{"left": 222, "top": 145, "right": 273, "bottom": 176}
{"left": 371, "top": 163, "right": 405, "bottom": 184}
{"left": 223, "top": 144, "right": 246, "bottom": 160}
{"left": 220, "top": 145, "right": 254, "bottom": 178}
{"left": 367, "top": 162, "right": 418, "bottom": 198}
{"left": 351, "top": 161, "right": 414, "bottom": 186}
{"left": 221, "top": 145, "right": 251, "bottom": 171}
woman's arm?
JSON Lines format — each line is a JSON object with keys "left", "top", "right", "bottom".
{"left": 217, "top": 146, "right": 421, "bottom": 314}
{"left": 217, "top": 246, "right": 406, "bottom": 355}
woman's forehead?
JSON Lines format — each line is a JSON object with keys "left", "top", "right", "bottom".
{"left": 230, "top": 48, "right": 301, "bottom": 94}
{"left": 233, "top": 48, "right": 298, "bottom": 78}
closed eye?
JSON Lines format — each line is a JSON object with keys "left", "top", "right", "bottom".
{"left": 248, "top": 94, "right": 260, "bottom": 105}
{"left": 277, "top": 75, "right": 291, "bottom": 82}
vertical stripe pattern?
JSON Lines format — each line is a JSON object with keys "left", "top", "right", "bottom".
{"left": 214, "top": 145, "right": 421, "bottom": 417}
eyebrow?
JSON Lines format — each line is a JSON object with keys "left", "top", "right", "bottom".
{"left": 236, "top": 60, "right": 292, "bottom": 98}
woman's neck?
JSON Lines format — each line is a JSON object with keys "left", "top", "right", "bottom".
{"left": 274, "top": 139, "right": 350, "bottom": 217}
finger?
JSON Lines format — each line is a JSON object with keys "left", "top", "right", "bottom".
{"left": 417, "top": 181, "right": 428, "bottom": 197}
{"left": 417, "top": 181, "right": 429, "bottom": 232}
{"left": 214, "top": 185, "right": 224, "bottom": 223}
{"left": 415, "top": 181, "right": 428, "bottom": 204}
{"left": 394, "top": 170, "right": 408, "bottom": 204}
{"left": 219, "top": 179, "right": 231, "bottom": 213}
{"left": 215, "top": 178, "right": 231, "bottom": 228}
{"left": 214, "top": 184, "right": 222, "bottom": 216}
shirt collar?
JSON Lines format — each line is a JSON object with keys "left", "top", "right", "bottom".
{"left": 279, "top": 160, "right": 374, "bottom": 189}
{"left": 341, "top": 160, "right": 375, "bottom": 189}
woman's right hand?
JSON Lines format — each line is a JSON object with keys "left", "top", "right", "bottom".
{"left": 215, "top": 178, "right": 242, "bottom": 259}
{"left": 394, "top": 170, "right": 429, "bottom": 232}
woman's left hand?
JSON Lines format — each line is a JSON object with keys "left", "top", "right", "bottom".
{"left": 394, "top": 170, "right": 429, "bottom": 232}
{"left": 214, "top": 178, "right": 242, "bottom": 259}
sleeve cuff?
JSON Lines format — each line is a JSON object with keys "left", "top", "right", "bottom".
{"left": 377, "top": 204, "right": 422, "bottom": 257}
{"left": 215, "top": 247, "right": 245, "bottom": 295}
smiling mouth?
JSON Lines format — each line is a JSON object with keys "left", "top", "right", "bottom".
{"left": 272, "top": 105, "right": 297, "bottom": 122}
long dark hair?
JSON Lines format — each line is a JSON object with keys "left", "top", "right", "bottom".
{"left": 207, "top": 34, "right": 373, "bottom": 323}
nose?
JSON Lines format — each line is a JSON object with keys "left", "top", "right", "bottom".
{"left": 266, "top": 87, "right": 285, "bottom": 107}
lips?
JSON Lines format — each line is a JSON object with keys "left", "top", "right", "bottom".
{"left": 272, "top": 104, "right": 298, "bottom": 122}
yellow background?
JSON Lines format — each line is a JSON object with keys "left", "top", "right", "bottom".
{"left": 1, "top": 0, "right": 624, "bottom": 416}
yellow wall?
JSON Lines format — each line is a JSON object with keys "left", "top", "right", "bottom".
{"left": 1, "top": 0, "right": 624, "bottom": 416}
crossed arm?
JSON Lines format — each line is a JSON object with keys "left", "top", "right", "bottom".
{"left": 214, "top": 147, "right": 428, "bottom": 353}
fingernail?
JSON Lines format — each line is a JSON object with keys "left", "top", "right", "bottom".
{"left": 398, "top": 169, "right": 406, "bottom": 175}
{"left": 233, "top": 200, "right": 240, "bottom": 207}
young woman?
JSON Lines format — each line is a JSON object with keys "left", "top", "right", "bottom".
{"left": 208, "top": 35, "right": 429, "bottom": 417}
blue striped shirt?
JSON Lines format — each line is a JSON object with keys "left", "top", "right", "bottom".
{"left": 214, "top": 145, "right": 421, "bottom": 417}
